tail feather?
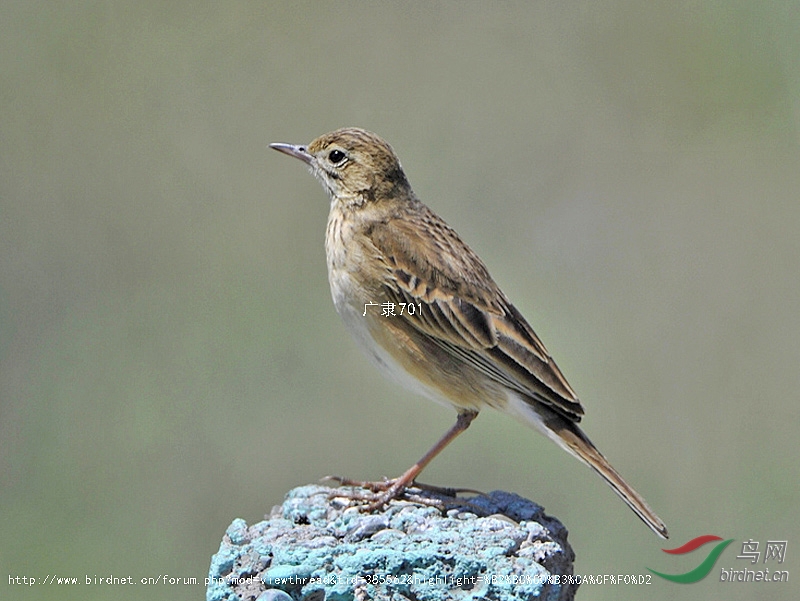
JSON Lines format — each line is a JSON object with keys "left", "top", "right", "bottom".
{"left": 557, "top": 422, "right": 669, "bottom": 539}
{"left": 505, "top": 393, "right": 669, "bottom": 539}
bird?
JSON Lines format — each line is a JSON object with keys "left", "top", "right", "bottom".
{"left": 270, "top": 127, "right": 668, "bottom": 538}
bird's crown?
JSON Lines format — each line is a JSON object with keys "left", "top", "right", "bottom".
{"left": 305, "top": 128, "right": 413, "bottom": 205}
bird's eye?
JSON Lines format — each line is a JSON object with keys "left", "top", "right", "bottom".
{"left": 328, "top": 149, "right": 346, "bottom": 164}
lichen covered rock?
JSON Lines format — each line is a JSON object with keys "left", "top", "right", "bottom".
{"left": 207, "top": 485, "right": 576, "bottom": 601}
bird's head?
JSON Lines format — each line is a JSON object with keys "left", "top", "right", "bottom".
{"left": 271, "top": 128, "right": 413, "bottom": 207}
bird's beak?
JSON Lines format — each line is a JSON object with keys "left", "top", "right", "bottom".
{"left": 269, "top": 142, "right": 314, "bottom": 166}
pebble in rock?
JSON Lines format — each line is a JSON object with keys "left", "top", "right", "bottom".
{"left": 207, "top": 484, "right": 576, "bottom": 601}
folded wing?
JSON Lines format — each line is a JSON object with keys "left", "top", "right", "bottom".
{"left": 367, "top": 208, "right": 585, "bottom": 422}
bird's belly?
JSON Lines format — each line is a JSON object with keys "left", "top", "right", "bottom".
{"left": 328, "top": 272, "right": 461, "bottom": 410}
{"left": 329, "top": 269, "right": 500, "bottom": 413}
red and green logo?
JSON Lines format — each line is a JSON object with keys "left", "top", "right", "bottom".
{"left": 648, "top": 535, "right": 734, "bottom": 583}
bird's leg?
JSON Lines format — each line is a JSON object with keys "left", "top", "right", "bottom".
{"left": 328, "top": 411, "right": 478, "bottom": 511}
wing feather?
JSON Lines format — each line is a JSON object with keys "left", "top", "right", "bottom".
{"left": 368, "top": 209, "right": 584, "bottom": 421}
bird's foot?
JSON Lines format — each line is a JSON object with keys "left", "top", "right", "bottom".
{"left": 323, "top": 475, "right": 429, "bottom": 511}
{"left": 322, "top": 475, "right": 486, "bottom": 513}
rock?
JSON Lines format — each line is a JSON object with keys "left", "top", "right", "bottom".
{"left": 207, "top": 484, "right": 576, "bottom": 601}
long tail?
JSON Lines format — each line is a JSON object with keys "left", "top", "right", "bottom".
{"left": 556, "top": 420, "right": 669, "bottom": 539}
{"left": 507, "top": 395, "right": 669, "bottom": 539}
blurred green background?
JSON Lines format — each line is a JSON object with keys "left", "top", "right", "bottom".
{"left": 1, "top": 2, "right": 798, "bottom": 600}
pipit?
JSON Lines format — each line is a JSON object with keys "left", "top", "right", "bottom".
{"left": 270, "top": 128, "right": 668, "bottom": 538}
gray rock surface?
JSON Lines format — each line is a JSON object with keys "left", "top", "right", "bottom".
{"left": 207, "top": 484, "right": 577, "bottom": 601}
